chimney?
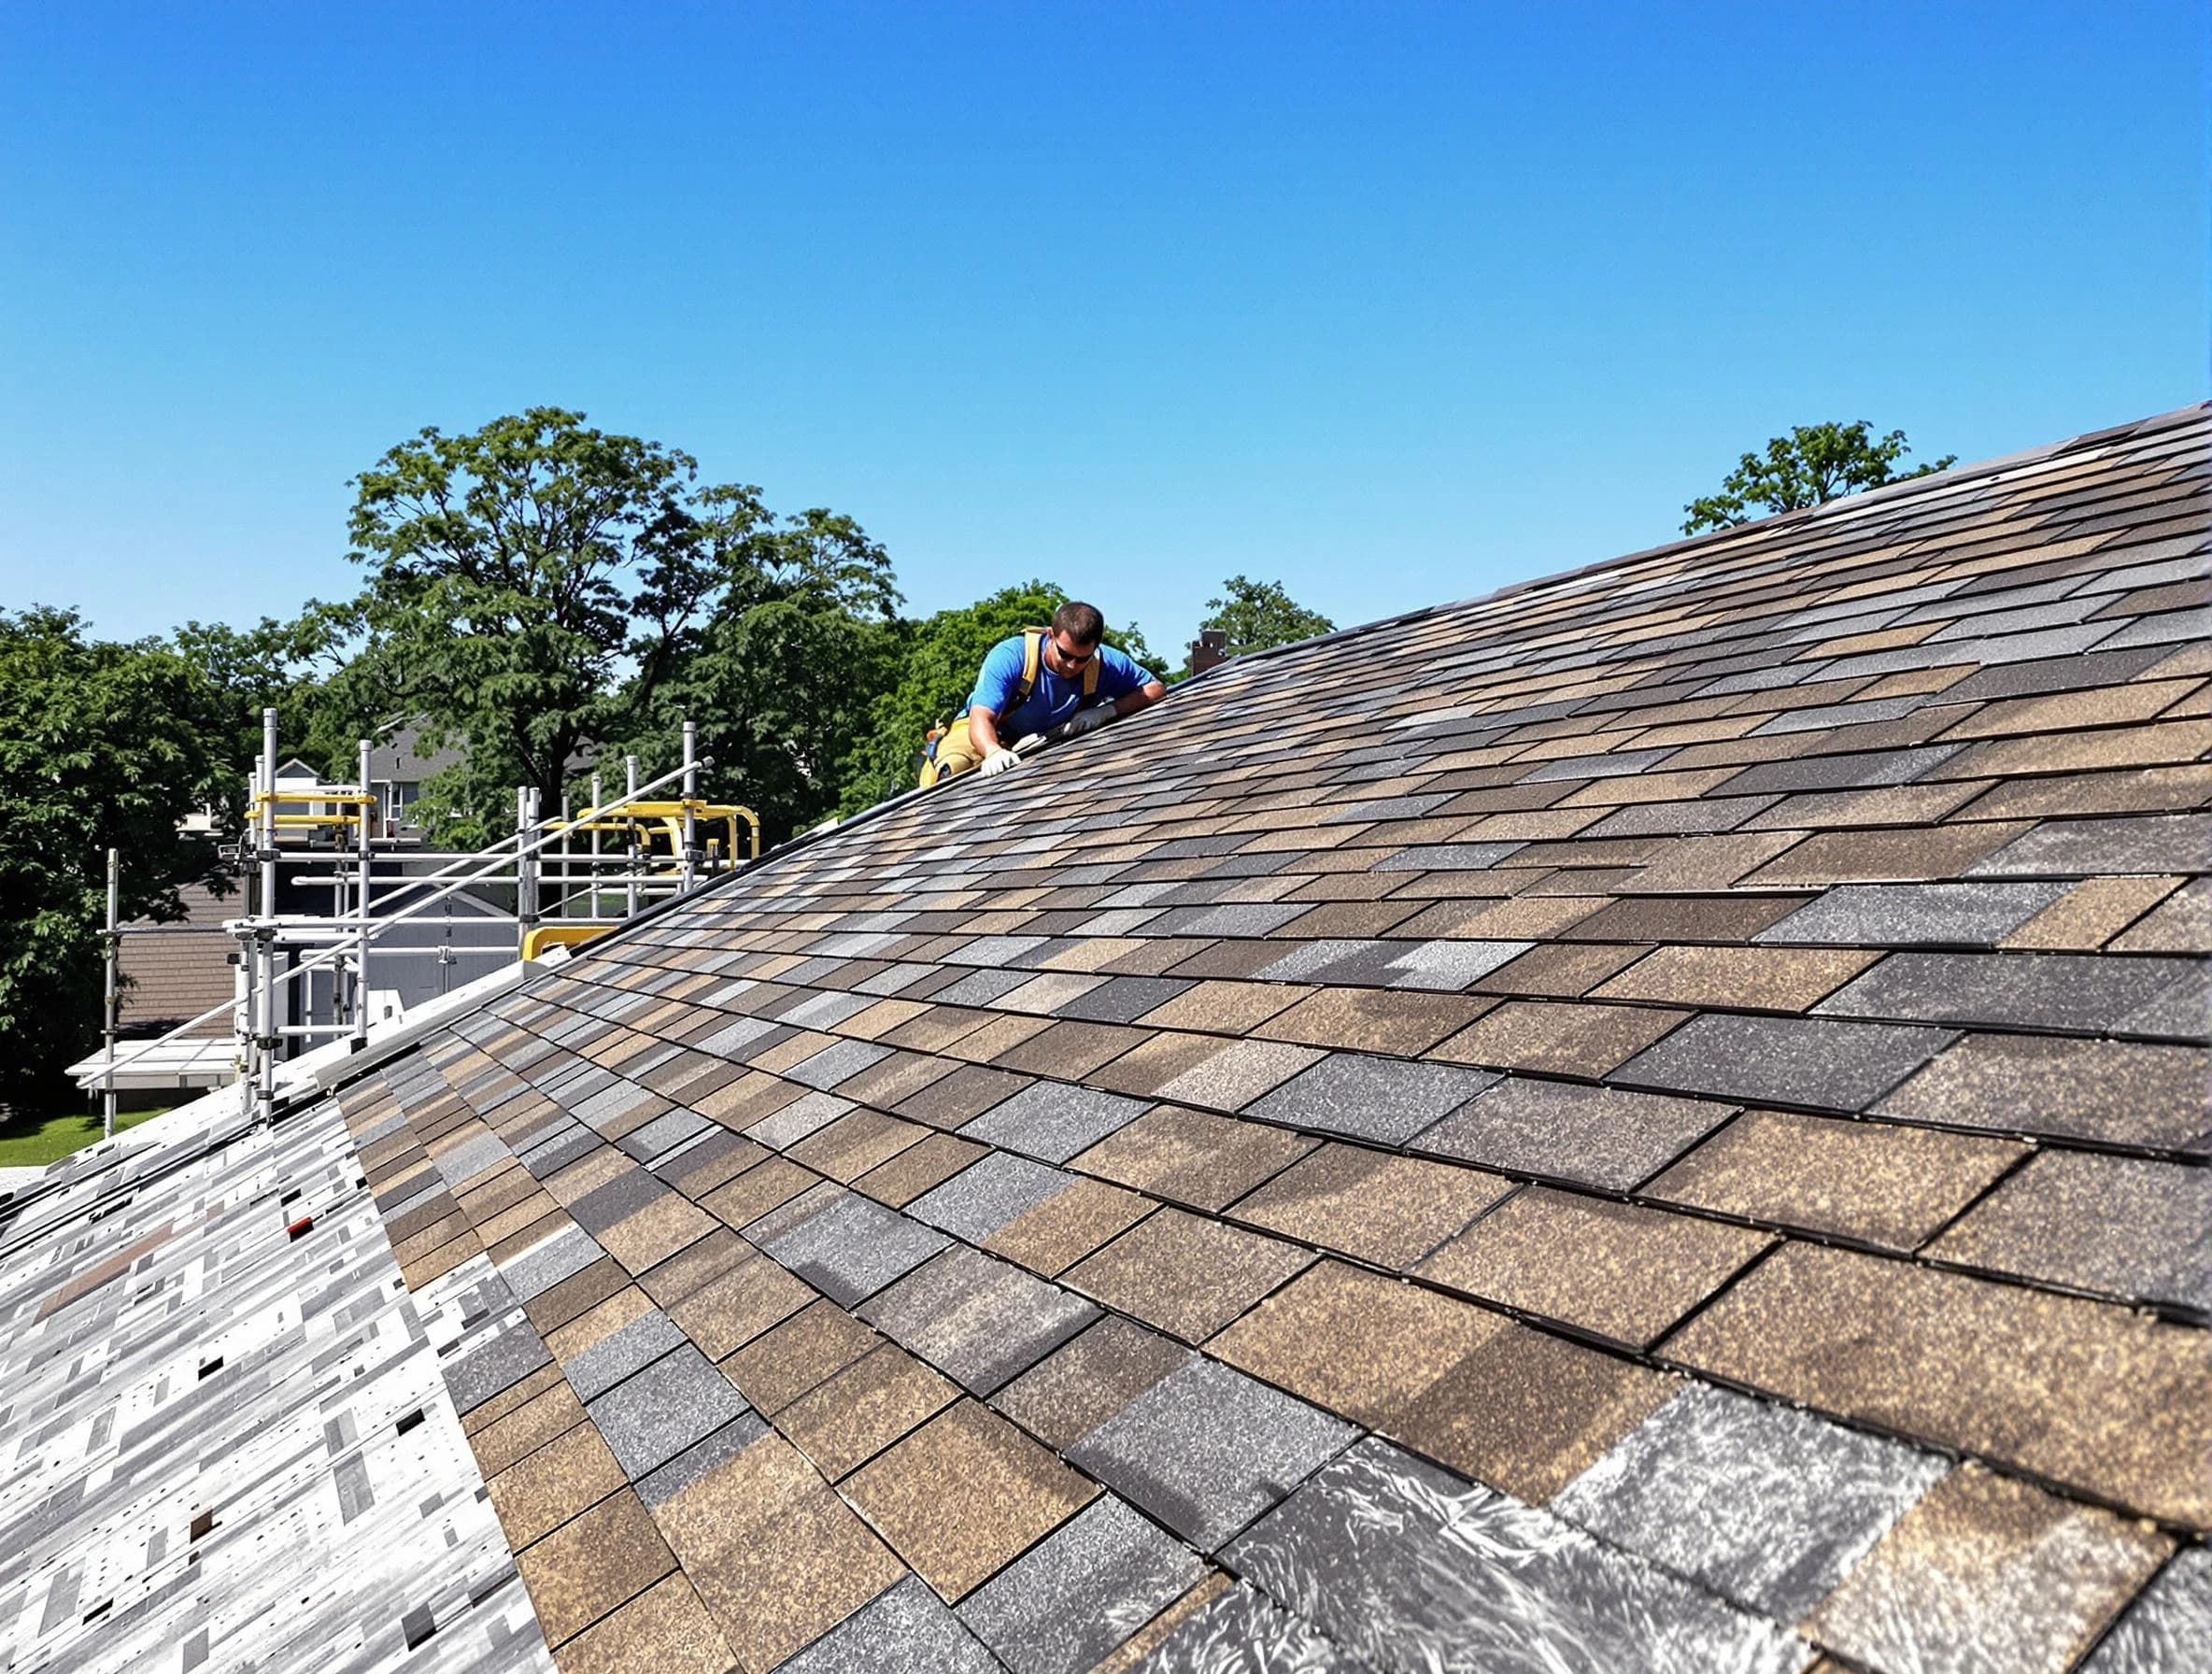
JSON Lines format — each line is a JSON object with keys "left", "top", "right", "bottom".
{"left": 1189, "top": 629, "right": 1230, "bottom": 676}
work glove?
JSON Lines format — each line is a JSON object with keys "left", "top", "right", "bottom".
{"left": 1062, "top": 704, "right": 1114, "bottom": 737}
{"left": 977, "top": 748, "right": 1022, "bottom": 777}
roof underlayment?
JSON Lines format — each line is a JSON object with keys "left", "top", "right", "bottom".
{"left": 4, "top": 404, "right": 2208, "bottom": 1674}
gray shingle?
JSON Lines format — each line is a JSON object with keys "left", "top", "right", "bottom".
{"left": 778, "top": 1573, "right": 1000, "bottom": 1674}
{"left": 1815, "top": 952, "right": 2204, "bottom": 1034}
{"left": 785, "top": 1039, "right": 897, "bottom": 1090}
{"left": 1412, "top": 1079, "right": 1733, "bottom": 1190}
{"left": 1756, "top": 882, "right": 2071, "bottom": 947}
{"left": 1553, "top": 1383, "right": 1948, "bottom": 1621}
{"left": 957, "top": 1495, "right": 1204, "bottom": 1674}
{"left": 1249, "top": 1055, "right": 1499, "bottom": 1145}
{"left": 860, "top": 1245, "right": 1099, "bottom": 1395}
{"left": 1067, "top": 1355, "right": 1354, "bottom": 1551}
{"left": 585, "top": 1343, "right": 749, "bottom": 1477}
{"left": 758, "top": 1190, "right": 951, "bottom": 1306}
{"left": 1613, "top": 1014, "right": 1955, "bottom": 1113}
{"left": 1966, "top": 814, "right": 2212, "bottom": 878}
{"left": 910, "top": 1154, "right": 1072, "bottom": 1243}
{"left": 960, "top": 1085, "right": 1151, "bottom": 1164}
{"left": 1226, "top": 1438, "right": 1803, "bottom": 1674}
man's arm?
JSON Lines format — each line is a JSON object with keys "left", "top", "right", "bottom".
{"left": 966, "top": 705, "right": 1008, "bottom": 757}
{"left": 1113, "top": 679, "right": 1167, "bottom": 717}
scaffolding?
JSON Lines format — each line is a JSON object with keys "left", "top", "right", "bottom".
{"left": 93, "top": 713, "right": 757, "bottom": 1133}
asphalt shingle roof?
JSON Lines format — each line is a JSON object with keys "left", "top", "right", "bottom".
{"left": 13, "top": 405, "right": 2204, "bottom": 1674}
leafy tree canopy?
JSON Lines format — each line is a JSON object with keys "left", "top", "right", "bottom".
{"left": 340, "top": 407, "right": 898, "bottom": 844}
{"left": 0, "top": 608, "right": 226, "bottom": 1095}
{"left": 1682, "top": 421, "right": 1956, "bottom": 535}
{"left": 169, "top": 606, "right": 356, "bottom": 830}
{"left": 1196, "top": 575, "right": 1335, "bottom": 664}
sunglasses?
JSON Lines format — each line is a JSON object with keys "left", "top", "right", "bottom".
{"left": 1049, "top": 637, "right": 1099, "bottom": 669}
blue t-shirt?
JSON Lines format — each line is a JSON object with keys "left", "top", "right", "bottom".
{"left": 965, "top": 634, "right": 1157, "bottom": 739}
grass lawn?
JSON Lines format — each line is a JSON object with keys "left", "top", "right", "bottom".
{"left": 0, "top": 1105, "right": 173, "bottom": 1170}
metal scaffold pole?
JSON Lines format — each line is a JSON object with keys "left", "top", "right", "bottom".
{"left": 624, "top": 756, "right": 640, "bottom": 918}
{"left": 589, "top": 773, "right": 603, "bottom": 917}
{"left": 681, "top": 720, "right": 700, "bottom": 894}
{"left": 254, "top": 707, "right": 279, "bottom": 1128}
{"left": 354, "top": 738, "right": 373, "bottom": 1048}
{"left": 102, "top": 846, "right": 119, "bottom": 1139}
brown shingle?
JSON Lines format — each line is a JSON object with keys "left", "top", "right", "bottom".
{"left": 776, "top": 1341, "right": 959, "bottom": 1479}
{"left": 1426, "top": 999, "right": 1687, "bottom": 1078}
{"left": 515, "top": 1488, "right": 676, "bottom": 1647}
{"left": 1228, "top": 1143, "right": 1510, "bottom": 1270}
{"left": 1425, "top": 1185, "right": 1769, "bottom": 1350}
{"left": 1072, "top": 1104, "right": 1314, "bottom": 1212}
{"left": 842, "top": 1399, "right": 1098, "bottom": 1601}
{"left": 1665, "top": 1241, "right": 2212, "bottom": 1528}
{"left": 1807, "top": 1467, "right": 2169, "bottom": 1674}
{"left": 1065, "top": 1209, "right": 1312, "bottom": 1343}
{"left": 1647, "top": 1109, "right": 2025, "bottom": 1252}
{"left": 1592, "top": 944, "right": 1879, "bottom": 1012}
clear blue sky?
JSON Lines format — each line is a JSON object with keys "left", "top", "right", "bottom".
{"left": 2, "top": 2, "right": 2204, "bottom": 656}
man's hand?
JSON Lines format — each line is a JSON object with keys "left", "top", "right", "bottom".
{"left": 977, "top": 747, "right": 1022, "bottom": 778}
{"left": 1061, "top": 704, "right": 1113, "bottom": 738}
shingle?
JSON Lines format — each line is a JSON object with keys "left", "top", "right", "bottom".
{"left": 960, "top": 1084, "right": 1151, "bottom": 1164}
{"left": 1149, "top": 1040, "right": 1326, "bottom": 1113}
{"left": 1228, "top": 1144, "right": 1511, "bottom": 1270}
{"left": 777, "top": 1341, "right": 960, "bottom": 1479}
{"left": 748, "top": 1090, "right": 858, "bottom": 1150}
{"left": 1425, "top": 1000, "right": 1686, "bottom": 1078}
{"left": 1647, "top": 1108, "right": 2024, "bottom": 1252}
{"left": 1248, "top": 1054, "right": 1499, "bottom": 1145}
{"left": 957, "top": 1494, "right": 1205, "bottom": 1674}
{"left": 860, "top": 1245, "right": 1099, "bottom": 1395}
{"left": 586, "top": 1344, "right": 750, "bottom": 1478}
{"left": 1595, "top": 944, "right": 1878, "bottom": 1012}
{"left": 1413, "top": 1077, "right": 1732, "bottom": 1189}
{"left": 1814, "top": 950, "right": 2204, "bottom": 1034}
{"left": 2082, "top": 1548, "right": 2212, "bottom": 1674}
{"left": 1055, "top": 976, "right": 1198, "bottom": 1025}
{"left": 1073, "top": 1104, "right": 1315, "bottom": 1213}
{"left": 775, "top": 1573, "right": 1000, "bottom": 1674}
{"left": 910, "top": 1153, "right": 1072, "bottom": 1243}
{"left": 844, "top": 1400, "right": 1098, "bottom": 1601}
{"left": 1555, "top": 1382, "right": 1948, "bottom": 1622}
{"left": 1756, "top": 881, "right": 2073, "bottom": 946}
{"left": 1417, "top": 1188, "right": 1770, "bottom": 1349}
{"left": 1065, "top": 1210, "right": 1312, "bottom": 1343}
{"left": 992, "top": 1315, "right": 1192, "bottom": 1451}
{"left": 756, "top": 1190, "right": 951, "bottom": 1306}
{"left": 784, "top": 1038, "right": 897, "bottom": 1091}
{"left": 1665, "top": 1241, "right": 2212, "bottom": 1527}
{"left": 1967, "top": 811, "right": 2212, "bottom": 876}
{"left": 1876, "top": 1033, "right": 2211, "bottom": 1151}
{"left": 1066, "top": 1355, "right": 1355, "bottom": 1551}
{"left": 1612, "top": 1014, "right": 1954, "bottom": 1113}
{"left": 1807, "top": 1468, "right": 2169, "bottom": 1674}
{"left": 1225, "top": 1438, "right": 1803, "bottom": 1674}
{"left": 1928, "top": 1151, "right": 2212, "bottom": 1313}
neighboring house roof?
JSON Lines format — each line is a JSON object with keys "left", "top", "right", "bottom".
{"left": 5, "top": 405, "right": 2207, "bottom": 1674}
{"left": 369, "top": 723, "right": 468, "bottom": 785}
{"left": 116, "top": 882, "right": 236, "bottom": 1039}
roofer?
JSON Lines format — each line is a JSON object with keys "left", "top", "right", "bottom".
{"left": 923, "top": 602, "right": 1167, "bottom": 784}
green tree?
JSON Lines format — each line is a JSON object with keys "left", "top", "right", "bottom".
{"left": 834, "top": 584, "right": 1159, "bottom": 814}
{"left": 1196, "top": 575, "right": 1335, "bottom": 664}
{"left": 603, "top": 509, "right": 904, "bottom": 844}
{"left": 170, "top": 605, "right": 356, "bottom": 830}
{"left": 341, "top": 407, "right": 897, "bottom": 844}
{"left": 1682, "top": 421, "right": 1956, "bottom": 535}
{"left": 0, "top": 609, "right": 227, "bottom": 1097}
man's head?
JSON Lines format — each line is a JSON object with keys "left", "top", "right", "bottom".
{"left": 1045, "top": 601, "right": 1106, "bottom": 676}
